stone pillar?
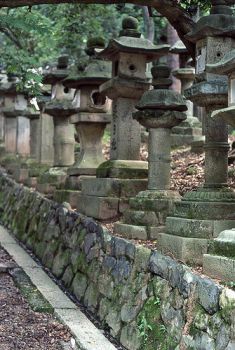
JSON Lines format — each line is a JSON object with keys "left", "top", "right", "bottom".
{"left": 38, "top": 112, "right": 54, "bottom": 165}
{"left": 148, "top": 128, "right": 171, "bottom": 191}
{"left": 16, "top": 116, "right": 30, "bottom": 158}
{"left": 30, "top": 117, "right": 40, "bottom": 161}
{"left": 53, "top": 118, "right": 74, "bottom": 167}
{"left": 5, "top": 117, "right": 17, "bottom": 154}
{"left": 204, "top": 105, "right": 229, "bottom": 188}
{"left": 111, "top": 98, "right": 140, "bottom": 160}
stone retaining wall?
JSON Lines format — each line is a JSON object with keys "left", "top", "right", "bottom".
{"left": 0, "top": 172, "right": 234, "bottom": 350}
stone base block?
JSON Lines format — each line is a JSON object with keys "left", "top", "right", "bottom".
{"left": 64, "top": 175, "right": 93, "bottom": 191}
{"left": 114, "top": 222, "right": 165, "bottom": 240}
{"left": 171, "top": 134, "right": 204, "bottom": 148}
{"left": 124, "top": 210, "right": 159, "bottom": 226}
{"left": 37, "top": 168, "right": 67, "bottom": 193}
{"left": 172, "top": 126, "right": 202, "bottom": 136}
{"left": 203, "top": 254, "right": 235, "bottom": 282}
{"left": 174, "top": 200, "right": 235, "bottom": 221}
{"left": 81, "top": 177, "right": 147, "bottom": 198}
{"left": 157, "top": 232, "right": 209, "bottom": 265}
{"left": 96, "top": 160, "right": 148, "bottom": 179}
{"left": 54, "top": 190, "right": 81, "bottom": 208}
{"left": 77, "top": 195, "right": 119, "bottom": 220}
{"left": 67, "top": 167, "right": 97, "bottom": 176}
{"left": 166, "top": 217, "right": 235, "bottom": 239}
{"left": 114, "top": 223, "right": 147, "bottom": 240}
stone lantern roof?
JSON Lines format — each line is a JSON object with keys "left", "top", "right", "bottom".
{"left": 136, "top": 89, "right": 187, "bottom": 111}
{"left": 134, "top": 64, "right": 187, "bottom": 129}
{"left": 186, "top": 1, "right": 235, "bottom": 42}
{"left": 43, "top": 55, "right": 70, "bottom": 85}
{"left": 0, "top": 73, "right": 19, "bottom": 94}
{"left": 63, "top": 37, "right": 111, "bottom": 89}
{"left": 206, "top": 49, "right": 235, "bottom": 75}
{"left": 98, "top": 16, "right": 169, "bottom": 62}
{"left": 170, "top": 40, "right": 187, "bottom": 54}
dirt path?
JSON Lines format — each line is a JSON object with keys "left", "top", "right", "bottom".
{"left": 0, "top": 247, "right": 74, "bottom": 350}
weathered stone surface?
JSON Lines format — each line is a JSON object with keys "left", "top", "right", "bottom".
{"left": 77, "top": 195, "right": 119, "bottom": 220}
{"left": 71, "top": 272, "right": 88, "bottom": 301}
{"left": 96, "top": 160, "right": 148, "bottom": 179}
{"left": 197, "top": 278, "right": 221, "bottom": 314}
{"left": 83, "top": 282, "right": 99, "bottom": 312}
{"left": 157, "top": 232, "right": 209, "bottom": 265}
{"left": 120, "top": 323, "right": 141, "bottom": 350}
{"left": 203, "top": 254, "right": 235, "bottom": 282}
{"left": 194, "top": 332, "right": 216, "bottom": 350}
{"left": 114, "top": 223, "right": 148, "bottom": 240}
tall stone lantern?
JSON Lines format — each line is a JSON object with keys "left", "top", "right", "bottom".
{"left": 202, "top": 50, "right": 235, "bottom": 281}
{"left": 0, "top": 74, "right": 37, "bottom": 180}
{"left": 37, "top": 56, "right": 76, "bottom": 193}
{"left": 77, "top": 17, "right": 169, "bottom": 220}
{"left": 115, "top": 64, "right": 187, "bottom": 240}
{"left": 53, "top": 38, "right": 112, "bottom": 206}
{"left": 63, "top": 38, "right": 111, "bottom": 176}
{"left": 158, "top": 1, "right": 235, "bottom": 265}
{"left": 170, "top": 40, "right": 204, "bottom": 147}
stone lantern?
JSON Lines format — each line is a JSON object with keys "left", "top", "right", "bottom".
{"left": 63, "top": 37, "right": 111, "bottom": 176}
{"left": 114, "top": 64, "right": 187, "bottom": 240}
{"left": 170, "top": 40, "right": 204, "bottom": 148}
{"left": 158, "top": 0, "right": 235, "bottom": 265}
{"left": 37, "top": 56, "right": 76, "bottom": 193}
{"left": 201, "top": 50, "right": 235, "bottom": 281}
{"left": 77, "top": 17, "right": 169, "bottom": 220}
{"left": 53, "top": 38, "right": 112, "bottom": 206}
{"left": 0, "top": 74, "right": 36, "bottom": 178}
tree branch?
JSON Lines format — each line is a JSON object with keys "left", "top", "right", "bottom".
{"left": 0, "top": 26, "right": 23, "bottom": 48}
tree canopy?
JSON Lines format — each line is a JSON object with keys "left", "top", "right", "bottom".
{"left": 0, "top": 0, "right": 231, "bottom": 93}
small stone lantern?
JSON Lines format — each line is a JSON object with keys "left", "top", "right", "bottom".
{"left": 0, "top": 74, "right": 28, "bottom": 157}
{"left": 36, "top": 56, "right": 76, "bottom": 193}
{"left": 159, "top": 0, "right": 235, "bottom": 265}
{"left": 77, "top": 17, "right": 170, "bottom": 220}
{"left": 63, "top": 37, "right": 111, "bottom": 176}
{"left": 44, "top": 55, "right": 76, "bottom": 167}
{"left": 170, "top": 40, "right": 203, "bottom": 147}
{"left": 114, "top": 64, "right": 187, "bottom": 240}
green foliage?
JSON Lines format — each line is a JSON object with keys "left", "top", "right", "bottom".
{"left": 221, "top": 281, "right": 235, "bottom": 290}
{"left": 137, "top": 297, "right": 177, "bottom": 350}
{"left": 179, "top": 0, "right": 211, "bottom": 13}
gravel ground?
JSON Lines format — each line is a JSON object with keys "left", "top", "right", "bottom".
{"left": 0, "top": 247, "right": 74, "bottom": 350}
